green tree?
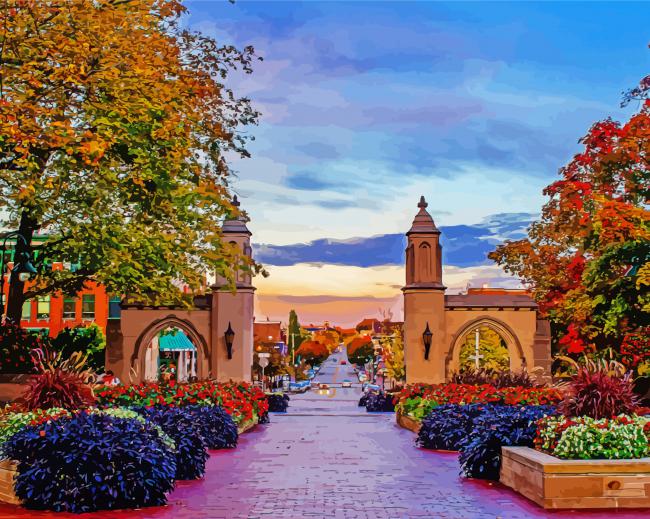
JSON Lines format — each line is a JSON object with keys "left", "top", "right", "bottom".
{"left": 0, "top": 0, "right": 262, "bottom": 322}
{"left": 287, "top": 309, "right": 307, "bottom": 360}
{"left": 459, "top": 327, "right": 510, "bottom": 372}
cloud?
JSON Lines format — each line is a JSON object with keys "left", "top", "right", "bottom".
{"left": 253, "top": 263, "right": 522, "bottom": 327}
{"left": 284, "top": 171, "right": 338, "bottom": 191}
{"left": 295, "top": 142, "right": 340, "bottom": 160}
{"left": 253, "top": 212, "right": 536, "bottom": 268}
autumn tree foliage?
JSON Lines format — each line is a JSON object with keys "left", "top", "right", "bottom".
{"left": 0, "top": 0, "right": 261, "bottom": 321}
{"left": 295, "top": 340, "right": 329, "bottom": 366}
{"left": 383, "top": 333, "right": 405, "bottom": 382}
{"left": 347, "top": 335, "right": 373, "bottom": 366}
{"left": 490, "top": 75, "right": 649, "bottom": 370}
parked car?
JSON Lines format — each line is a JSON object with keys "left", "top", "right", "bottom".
{"left": 362, "top": 383, "right": 380, "bottom": 393}
{"left": 289, "top": 381, "right": 311, "bottom": 393}
{"left": 340, "top": 360, "right": 347, "bottom": 365}
{"left": 342, "top": 380, "right": 352, "bottom": 388}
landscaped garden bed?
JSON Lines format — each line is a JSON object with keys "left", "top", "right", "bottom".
{"left": 403, "top": 362, "right": 650, "bottom": 509}
{"left": 0, "top": 342, "right": 270, "bottom": 512}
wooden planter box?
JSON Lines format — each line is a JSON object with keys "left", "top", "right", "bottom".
{"left": 237, "top": 416, "right": 257, "bottom": 435}
{"left": 500, "top": 446, "right": 650, "bottom": 509}
{"left": 0, "top": 460, "right": 20, "bottom": 505}
{"left": 396, "top": 410, "right": 421, "bottom": 433}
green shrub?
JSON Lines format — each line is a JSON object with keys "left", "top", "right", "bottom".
{"left": 50, "top": 323, "right": 106, "bottom": 372}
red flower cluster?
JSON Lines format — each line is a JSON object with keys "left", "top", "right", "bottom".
{"left": 394, "top": 383, "right": 563, "bottom": 407}
{"left": 620, "top": 328, "right": 650, "bottom": 369}
{"left": 95, "top": 380, "right": 268, "bottom": 423}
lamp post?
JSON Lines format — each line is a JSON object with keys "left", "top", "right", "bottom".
{"left": 0, "top": 232, "right": 37, "bottom": 320}
{"left": 224, "top": 322, "right": 235, "bottom": 359}
{"left": 422, "top": 322, "right": 433, "bottom": 360}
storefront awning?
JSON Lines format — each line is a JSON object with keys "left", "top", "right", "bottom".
{"left": 159, "top": 330, "right": 196, "bottom": 352}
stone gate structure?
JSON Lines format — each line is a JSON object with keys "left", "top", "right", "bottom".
{"left": 105, "top": 197, "right": 255, "bottom": 384}
{"left": 402, "top": 197, "right": 552, "bottom": 384}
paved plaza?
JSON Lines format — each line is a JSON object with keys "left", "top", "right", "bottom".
{"left": 0, "top": 354, "right": 644, "bottom": 518}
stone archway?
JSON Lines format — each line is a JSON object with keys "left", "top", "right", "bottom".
{"left": 131, "top": 315, "right": 210, "bottom": 381}
{"left": 445, "top": 316, "right": 526, "bottom": 378}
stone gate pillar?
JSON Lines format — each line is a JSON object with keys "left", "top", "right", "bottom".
{"left": 211, "top": 196, "right": 255, "bottom": 382}
{"left": 402, "top": 197, "right": 447, "bottom": 384}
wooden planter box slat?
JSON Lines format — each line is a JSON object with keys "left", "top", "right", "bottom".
{"left": 0, "top": 460, "right": 20, "bottom": 505}
{"left": 396, "top": 410, "right": 421, "bottom": 433}
{"left": 500, "top": 446, "right": 650, "bottom": 509}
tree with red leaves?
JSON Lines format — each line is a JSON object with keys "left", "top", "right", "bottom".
{"left": 490, "top": 72, "right": 649, "bottom": 371}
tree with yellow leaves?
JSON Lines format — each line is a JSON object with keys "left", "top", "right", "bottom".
{"left": 0, "top": 0, "right": 262, "bottom": 322}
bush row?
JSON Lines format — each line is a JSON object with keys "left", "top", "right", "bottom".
{"left": 416, "top": 404, "right": 557, "bottom": 480}
{"left": 0, "top": 404, "right": 239, "bottom": 513}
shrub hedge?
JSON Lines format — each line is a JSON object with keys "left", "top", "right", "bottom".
{"left": 2, "top": 412, "right": 176, "bottom": 513}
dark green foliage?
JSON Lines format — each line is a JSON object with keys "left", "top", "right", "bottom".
{"left": 135, "top": 406, "right": 209, "bottom": 480}
{"left": 416, "top": 404, "right": 485, "bottom": 451}
{"left": 365, "top": 392, "right": 395, "bottom": 412}
{"left": 3, "top": 412, "right": 176, "bottom": 512}
{"left": 182, "top": 405, "right": 238, "bottom": 449}
{"left": 348, "top": 342, "right": 373, "bottom": 366}
{"left": 450, "top": 368, "right": 539, "bottom": 389}
{"left": 50, "top": 324, "right": 106, "bottom": 372}
{"left": 0, "top": 322, "right": 44, "bottom": 373}
{"left": 457, "top": 405, "right": 556, "bottom": 480}
{"left": 266, "top": 392, "right": 289, "bottom": 413}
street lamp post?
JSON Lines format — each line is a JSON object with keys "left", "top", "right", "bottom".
{"left": 0, "top": 231, "right": 37, "bottom": 321}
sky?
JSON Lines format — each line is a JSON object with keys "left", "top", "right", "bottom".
{"left": 185, "top": 0, "right": 649, "bottom": 327}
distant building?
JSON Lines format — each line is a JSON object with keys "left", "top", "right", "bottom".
{"left": 356, "top": 318, "right": 382, "bottom": 336}
{"left": 1, "top": 235, "right": 117, "bottom": 336}
{"left": 253, "top": 318, "right": 286, "bottom": 355}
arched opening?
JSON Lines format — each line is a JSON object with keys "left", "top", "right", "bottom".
{"left": 146, "top": 327, "right": 199, "bottom": 383}
{"left": 446, "top": 316, "right": 526, "bottom": 377}
{"left": 458, "top": 326, "right": 509, "bottom": 371}
{"left": 131, "top": 315, "right": 209, "bottom": 382}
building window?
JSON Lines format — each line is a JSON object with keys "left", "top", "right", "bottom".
{"left": 21, "top": 299, "right": 31, "bottom": 321}
{"left": 82, "top": 294, "right": 95, "bottom": 320}
{"left": 63, "top": 297, "right": 76, "bottom": 320}
{"left": 108, "top": 296, "right": 121, "bottom": 319}
{"left": 36, "top": 296, "right": 50, "bottom": 320}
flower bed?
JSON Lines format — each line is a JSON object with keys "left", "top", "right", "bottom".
{"left": 535, "top": 414, "right": 650, "bottom": 460}
{"left": 395, "top": 383, "right": 562, "bottom": 421}
{"left": 0, "top": 379, "right": 269, "bottom": 511}
{"left": 95, "top": 380, "right": 269, "bottom": 425}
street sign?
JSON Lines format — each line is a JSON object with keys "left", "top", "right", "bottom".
{"left": 259, "top": 357, "right": 269, "bottom": 368}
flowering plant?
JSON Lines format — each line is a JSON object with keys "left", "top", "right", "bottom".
{"left": 95, "top": 380, "right": 268, "bottom": 424}
{"left": 394, "top": 383, "right": 562, "bottom": 419}
{"left": 535, "top": 414, "right": 650, "bottom": 460}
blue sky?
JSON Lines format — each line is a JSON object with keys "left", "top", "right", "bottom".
{"left": 186, "top": 1, "right": 649, "bottom": 325}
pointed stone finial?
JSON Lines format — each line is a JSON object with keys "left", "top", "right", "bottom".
{"left": 232, "top": 195, "right": 240, "bottom": 208}
{"left": 418, "top": 196, "right": 428, "bottom": 209}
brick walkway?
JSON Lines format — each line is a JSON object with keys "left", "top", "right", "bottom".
{"left": 0, "top": 350, "right": 645, "bottom": 518}
{"left": 0, "top": 407, "right": 644, "bottom": 519}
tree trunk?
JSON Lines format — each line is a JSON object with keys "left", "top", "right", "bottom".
{"left": 5, "top": 212, "right": 38, "bottom": 324}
